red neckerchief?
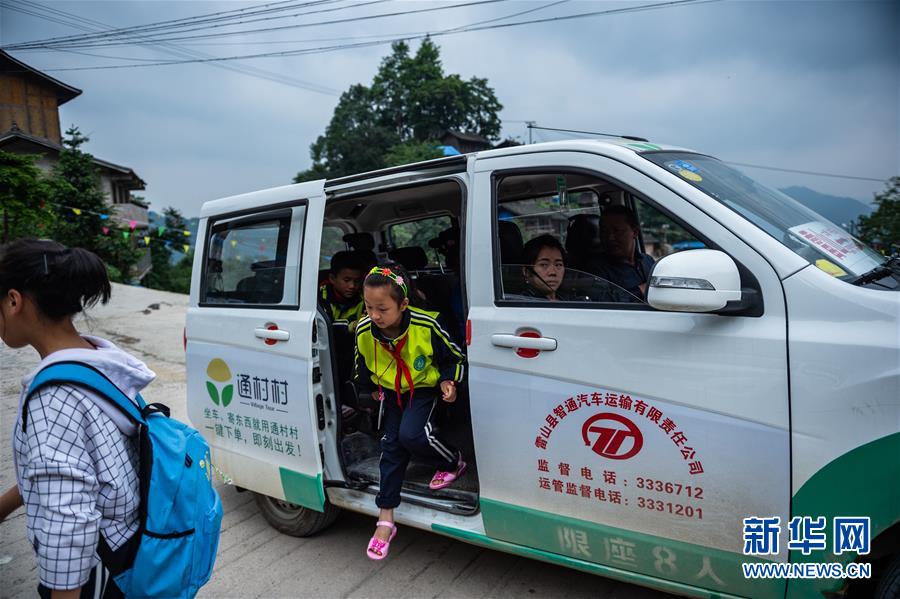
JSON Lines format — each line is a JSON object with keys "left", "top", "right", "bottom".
{"left": 373, "top": 333, "right": 415, "bottom": 409}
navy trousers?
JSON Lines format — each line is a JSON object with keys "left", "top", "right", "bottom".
{"left": 376, "top": 390, "right": 459, "bottom": 509}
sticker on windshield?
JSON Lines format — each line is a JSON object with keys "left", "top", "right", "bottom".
{"left": 815, "top": 259, "right": 847, "bottom": 278}
{"left": 789, "top": 222, "right": 871, "bottom": 274}
{"left": 665, "top": 160, "right": 703, "bottom": 182}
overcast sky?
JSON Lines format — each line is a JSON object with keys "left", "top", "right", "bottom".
{"left": 2, "top": 0, "right": 897, "bottom": 216}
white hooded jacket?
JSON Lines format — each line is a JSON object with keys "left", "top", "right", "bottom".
{"left": 13, "top": 336, "right": 155, "bottom": 590}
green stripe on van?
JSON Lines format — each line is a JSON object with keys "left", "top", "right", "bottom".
{"left": 279, "top": 468, "right": 326, "bottom": 511}
{"left": 788, "top": 432, "right": 900, "bottom": 597}
{"left": 476, "top": 498, "right": 783, "bottom": 598}
{"left": 433, "top": 522, "right": 746, "bottom": 599}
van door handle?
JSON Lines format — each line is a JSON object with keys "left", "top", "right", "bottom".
{"left": 491, "top": 334, "right": 557, "bottom": 351}
{"left": 255, "top": 328, "right": 290, "bottom": 341}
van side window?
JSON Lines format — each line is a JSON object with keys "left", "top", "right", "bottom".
{"left": 388, "top": 215, "right": 452, "bottom": 268}
{"left": 201, "top": 210, "right": 296, "bottom": 306}
{"left": 494, "top": 172, "right": 703, "bottom": 307}
{"left": 634, "top": 197, "right": 705, "bottom": 260}
{"left": 320, "top": 225, "right": 347, "bottom": 270}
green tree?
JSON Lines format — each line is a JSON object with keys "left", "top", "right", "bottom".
{"left": 383, "top": 139, "right": 444, "bottom": 167}
{"left": 295, "top": 38, "right": 502, "bottom": 181}
{"left": 857, "top": 176, "right": 900, "bottom": 253}
{"left": 0, "top": 151, "right": 55, "bottom": 243}
{"left": 143, "top": 206, "right": 193, "bottom": 293}
{"left": 48, "top": 126, "right": 139, "bottom": 277}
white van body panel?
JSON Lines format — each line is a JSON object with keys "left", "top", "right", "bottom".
{"left": 783, "top": 263, "right": 900, "bottom": 491}
{"left": 466, "top": 149, "right": 790, "bottom": 597}
{"left": 187, "top": 181, "right": 328, "bottom": 508}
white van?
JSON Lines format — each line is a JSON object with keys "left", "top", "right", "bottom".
{"left": 186, "top": 139, "right": 899, "bottom": 599}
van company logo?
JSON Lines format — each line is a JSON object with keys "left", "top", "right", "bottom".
{"left": 581, "top": 412, "right": 643, "bottom": 460}
{"left": 206, "top": 358, "right": 234, "bottom": 407}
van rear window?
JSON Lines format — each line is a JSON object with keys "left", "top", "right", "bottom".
{"left": 201, "top": 210, "right": 295, "bottom": 306}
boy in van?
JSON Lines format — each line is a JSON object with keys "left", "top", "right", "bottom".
{"left": 319, "top": 250, "right": 366, "bottom": 331}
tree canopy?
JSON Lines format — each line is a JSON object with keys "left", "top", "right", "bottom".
{"left": 295, "top": 38, "right": 502, "bottom": 182}
{"left": 857, "top": 176, "right": 900, "bottom": 254}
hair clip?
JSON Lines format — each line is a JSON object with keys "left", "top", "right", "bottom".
{"left": 366, "top": 266, "right": 408, "bottom": 298}
{"left": 42, "top": 253, "right": 49, "bottom": 275}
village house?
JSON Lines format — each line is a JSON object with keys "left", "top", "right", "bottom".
{"left": 0, "top": 49, "right": 149, "bottom": 231}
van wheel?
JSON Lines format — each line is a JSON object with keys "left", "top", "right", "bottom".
{"left": 254, "top": 492, "right": 340, "bottom": 537}
{"left": 875, "top": 554, "right": 900, "bottom": 599}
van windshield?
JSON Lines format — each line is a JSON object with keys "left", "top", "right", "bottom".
{"left": 642, "top": 152, "right": 885, "bottom": 281}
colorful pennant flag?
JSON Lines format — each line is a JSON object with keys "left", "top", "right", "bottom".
{"left": 102, "top": 227, "right": 109, "bottom": 234}
{"left": 72, "top": 208, "right": 82, "bottom": 215}
{"left": 144, "top": 236, "right": 151, "bottom": 245}
{"left": 129, "top": 220, "right": 137, "bottom": 230}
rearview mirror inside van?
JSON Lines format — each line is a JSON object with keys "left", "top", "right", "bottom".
{"left": 647, "top": 249, "right": 742, "bottom": 313}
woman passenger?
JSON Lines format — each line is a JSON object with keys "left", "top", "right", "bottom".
{"left": 521, "top": 234, "right": 570, "bottom": 301}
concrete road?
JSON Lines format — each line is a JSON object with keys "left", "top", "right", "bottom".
{"left": 1, "top": 284, "right": 676, "bottom": 598}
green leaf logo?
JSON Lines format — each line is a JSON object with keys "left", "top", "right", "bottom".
{"left": 206, "top": 381, "right": 220, "bottom": 405}
{"left": 222, "top": 384, "right": 234, "bottom": 407}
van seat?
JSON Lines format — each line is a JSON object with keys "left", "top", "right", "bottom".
{"left": 388, "top": 246, "right": 429, "bottom": 271}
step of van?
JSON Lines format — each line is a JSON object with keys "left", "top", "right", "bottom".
{"left": 346, "top": 456, "right": 479, "bottom": 513}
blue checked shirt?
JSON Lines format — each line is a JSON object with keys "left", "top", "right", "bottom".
{"left": 13, "top": 384, "right": 140, "bottom": 590}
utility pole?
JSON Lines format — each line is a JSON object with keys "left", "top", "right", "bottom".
{"left": 525, "top": 121, "right": 536, "bottom": 144}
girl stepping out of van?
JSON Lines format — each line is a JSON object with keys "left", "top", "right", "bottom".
{"left": 354, "top": 265, "right": 466, "bottom": 560}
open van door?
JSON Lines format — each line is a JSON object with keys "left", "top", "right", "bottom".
{"left": 187, "top": 181, "right": 327, "bottom": 511}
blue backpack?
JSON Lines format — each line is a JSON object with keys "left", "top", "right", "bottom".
{"left": 24, "top": 362, "right": 223, "bottom": 598}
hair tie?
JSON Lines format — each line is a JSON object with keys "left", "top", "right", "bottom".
{"left": 365, "top": 266, "right": 408, "bottom": 298}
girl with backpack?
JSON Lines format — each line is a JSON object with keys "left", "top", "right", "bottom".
{"left": 354, "top": 265, "right": 467, "bottom": 560}
{"left": 0, "top": 239, "right": 153, "bottom": 598}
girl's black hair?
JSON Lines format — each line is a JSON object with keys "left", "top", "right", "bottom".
{"left": 522, "top": 234, "right": 567, "bottom": 267}
{"left": 0, "top": 238, "right": 111, "bottom": 320}
{"left": 363, "top": 262, "right": 424, "bottom": 307}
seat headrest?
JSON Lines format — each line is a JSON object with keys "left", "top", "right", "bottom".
{"left": 566, "top": 213, "right": 602, "bottom": 254}
{"left": 343, "top": 232, "right": 375, "bottom": 251}
{"left": 498, "top": 220, "right": 524, "bottom": 264}
{"left": 388, "top": 246, "right": 429, "bottom": 271}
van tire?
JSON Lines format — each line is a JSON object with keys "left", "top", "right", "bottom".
{"left": 875, "top": 554, "right": 900, "bottom": 599}
{"left": 254, "top": 492, "right": 340, "bottom": 537}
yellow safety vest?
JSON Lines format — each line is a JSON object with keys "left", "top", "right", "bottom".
{"left": 355, "top": 306, "right": 464, "bottom": 395}
{"left": 319, "top": 284, "right": 364, "bottom": 328}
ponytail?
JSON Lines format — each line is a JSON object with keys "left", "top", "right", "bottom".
{"left": 0, "top": 239, "right": 111, "bottom": 320}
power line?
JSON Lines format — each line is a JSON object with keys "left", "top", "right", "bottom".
{"left": 2, "top": 0, "right": 344, "bottom": 50}
{"left": 5, "top": 0, "right": 507, "bottom": 50}
{"left": 724, "top": 162, "right": 887, "bottom": 183}
{"left": 6, "top": 0, "right": 342, "bottom": 95}
{"left": 33, "top": 0, "right": 721, "bottom": 71}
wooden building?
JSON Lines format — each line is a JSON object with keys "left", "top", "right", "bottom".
{"left": 0, "top": 50, "right": 148, "bottom": 231}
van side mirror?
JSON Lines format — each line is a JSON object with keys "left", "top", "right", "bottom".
{"left": 647, "top": 249, "right": 742, "bottom": 313}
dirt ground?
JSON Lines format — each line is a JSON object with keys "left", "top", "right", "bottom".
{"left": 0, "top": 283, "right": 673, "bottom": 598}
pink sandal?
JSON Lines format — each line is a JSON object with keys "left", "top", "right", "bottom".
{"left": 366, "top": 520, "right": 397, "bottom": 560}
{"left": 429, "top": 457, "right": 467, "bottom": 490}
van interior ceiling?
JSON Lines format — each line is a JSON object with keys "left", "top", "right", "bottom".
{"left": 321, "top": 178, "right": 479, "bottom": 513}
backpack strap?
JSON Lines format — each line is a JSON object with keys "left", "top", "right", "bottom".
{"left": 23, "top": 361, "right": 147, "bottom": 433}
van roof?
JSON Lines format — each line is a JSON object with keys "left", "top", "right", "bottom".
{"left": 201, "top": 138, "right": 696, "bottom": 216}
{"left": 324, "top": 138, "right": 693, "bottom": 189}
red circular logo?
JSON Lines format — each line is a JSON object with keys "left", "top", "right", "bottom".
{"left": 581, "top": 412, "right": 643, "bottom": 460}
